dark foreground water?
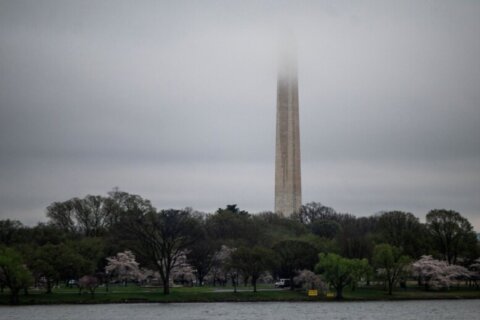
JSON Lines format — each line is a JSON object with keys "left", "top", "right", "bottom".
{"left": 1, "top": 300, "right": 479, "bottom": 320}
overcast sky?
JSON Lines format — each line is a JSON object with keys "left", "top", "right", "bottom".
{"left": 1, "top": 0, "right": 479, "bottom": 230}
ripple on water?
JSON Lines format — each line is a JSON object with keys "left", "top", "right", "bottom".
{"left": 0, "top": 300, "right": 479, "bottom": 320}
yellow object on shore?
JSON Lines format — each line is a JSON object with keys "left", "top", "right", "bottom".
{"left": 307, "top": 290, "right": 318, "bottom": 297}
{"left": 326, "top": 292, "right": 335, "bottom": 298}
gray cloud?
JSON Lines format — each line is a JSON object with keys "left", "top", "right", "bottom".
{"left": 1, "top": 0, "right": 479, "bottom": 229}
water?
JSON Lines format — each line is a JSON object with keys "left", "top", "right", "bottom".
{"left": 0, "top": 300, "right": 479, "bottom": 320}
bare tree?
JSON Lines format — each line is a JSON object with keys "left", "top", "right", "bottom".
{"left": 117, "top": 208, "right": 200, "bottom": 294}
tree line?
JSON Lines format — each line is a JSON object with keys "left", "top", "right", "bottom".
{"left": 0, "top": 188, "right": 479, "bottom": 303}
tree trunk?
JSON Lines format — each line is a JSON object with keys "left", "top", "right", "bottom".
{"left": 336, "top": 286, "right": 343, "bottom": 300}
{"left": 290, "top": 275, "right": 295, "bottom": 291}
{"left": 252, "top": 277, "right": 257, "bottom": 293}
{"left": 10, "top": 289, "right": 20, "bottom": 305}
{"left": 46, "top": 280, "right": 52, "bottom": 294}
{"left": 232, "top": 274, "right": 237, "bottom": 293}
{"left": 163, "top": 286, "right": 170, "bottom": 294}
{"left": 165, "top": 269, "right": 171, "bottom": 294}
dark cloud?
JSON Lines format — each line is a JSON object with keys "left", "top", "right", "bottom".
{"left": 1, "top": 1, "right": 479, "bottom": 229}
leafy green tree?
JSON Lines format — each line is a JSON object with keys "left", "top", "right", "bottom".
{"left": 310, "top": 220, "right": 341, "bottom": 239}
{"left": 375, "top": 211, "right": 427, "bottom": 258}
{"left": 349, "top": 258, "right": 372, "bottom": 291}
{"left": 372, "top": 244, "right": 410, "bottom": 295}
{"left": 426, "top": 209, "right": 477, "bottom": 264}
{"left": 46, "top": 200, "right": 76, "bottom": 233}
{"left": 231, "top": 246, "right": 275, "bottom": 292}
{"left": 315, "top": 253, "right": 355, "bottom": 300}
{"left": 29, "top": 223, "right": 68, "bottom": 246}
{"left": 46, "top": 188, "right": 152, "bottom": 237}
{"left": 0, "top": 220, "right": 24, "bottom": 246}
{"left": 252, "top": 212, "right": 308, "bottom": 247}
{"left": 0, "top": 247, "right": 33, "bottom": 304}
{"left": 186, "top": 227, "right": 218, "bottom": 286}
{"left": 337, "top": 216, "right": 377, "bottom": 260}
{"left": 31, "top": 250, "right": 58, "bottom": 294}
{"left": 47, "top": 195, "right": 113, "bottom": 237}
{"left": 103, "top": 188, "right": 156, "bottom": 229}
{"left": 273, "top": 240, "right": 318, "bottom": 290}
{"left": 206, "top": 205, "right": 262, "bottom": 247}
{"left": 70, "top": 237, "right": 105, "bottom": 272}
{"left": 31, "top": 243, "right": 92, "bottom": 293}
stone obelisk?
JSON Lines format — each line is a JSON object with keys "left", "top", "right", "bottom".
{"left": 275, "top": 41, "right": 302, "bottom": 216}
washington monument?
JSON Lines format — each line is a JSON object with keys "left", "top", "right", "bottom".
{"left": 275, "top": 42, "right": 302, "bottom": 216}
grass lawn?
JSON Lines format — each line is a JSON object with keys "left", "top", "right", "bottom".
{"left": 343, "top": 286, "right": 480, "bottom": 300}
{"left": 1, "top": 284, "right": 479, "bottom": 305}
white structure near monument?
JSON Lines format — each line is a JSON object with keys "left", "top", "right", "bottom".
{"left": 274, "top": 44, "right": 302, "bottom": 216}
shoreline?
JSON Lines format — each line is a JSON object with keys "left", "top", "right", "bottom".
{"left": 2, "top": 291, "right": 479, "bottom": 306}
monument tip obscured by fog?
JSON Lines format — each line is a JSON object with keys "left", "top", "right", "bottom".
{"left": 275, "top": 35, "right": 302, "bottom": 216}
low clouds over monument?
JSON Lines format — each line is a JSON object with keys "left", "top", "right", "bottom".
{"left": 0, "top": 1, "right": 479, "bottom": 229}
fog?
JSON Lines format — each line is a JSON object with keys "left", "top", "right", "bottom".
{"left": 0, "top": 1, "right": 479, "bottom": 229}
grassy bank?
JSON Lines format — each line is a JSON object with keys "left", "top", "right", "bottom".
{"left": 1, "top": 285, "right": 479, "bottom": 305}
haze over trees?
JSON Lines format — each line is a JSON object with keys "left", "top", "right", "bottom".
{"left": 0, "top": 189, "right": 479, "bottom": 304}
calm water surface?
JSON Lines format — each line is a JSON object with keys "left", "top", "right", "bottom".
{"left": 1, "top": 300, "right": 479, "bottom": 320}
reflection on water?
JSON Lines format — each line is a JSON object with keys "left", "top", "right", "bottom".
{"left": 0, "top": 300, "right": 479, "bottom": 320}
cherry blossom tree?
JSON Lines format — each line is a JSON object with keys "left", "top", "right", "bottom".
{"left": 171, "top": 252, "right": 195, "bottom": 286}
{"left": 204, "top": 245, "right": 240, "bottom": 291}
{"left": 207, "top": 245, "right": 235, "bottom": 287}
{"left": 222, "top": 246, "right": 241, "bottom": 292}
{"left": 412, "top": 255, "right": 471, "bottom": 290}
{"left": 294, "top": 269, "right": 326, "bottom": 292}
{"left": 469, "top": 258, "right": 480, "bottom": 271}
{"left": 468, "top": 258, "right": 480, "bottom": 288}
{"left": 105, "top": 250, "right": 142, "bottom": 286}
{"left": 137, "top": 268, "right": 158, "bottom": 285}
{"left": 259, "top": 272, "right": 274, "bottom": 285}
{"left": 78, "top": 275, "right": 99, "bottom": 296}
